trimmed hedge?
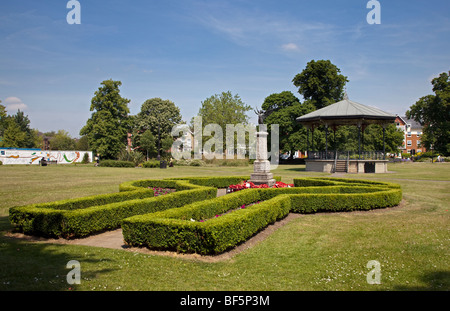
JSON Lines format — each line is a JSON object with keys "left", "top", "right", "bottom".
{"left": 99, "top": 160, "right": 135, "bottom": 168}
{"left": 9, "top": 176, "right": 269, "bottom": 238}
{"left": 122, "top": 178, "right": 402, "bottom": 254}
{"left": 169, "top": 176, "right": 281, "bottom": 188}
{"left": 10, "top": 176, "right": 402, "bottom": 254}
{"left": 9, "top": 179, "right": 215, "bottom": 238}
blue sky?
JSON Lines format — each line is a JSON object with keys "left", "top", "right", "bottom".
{"left": 1, "top": 0, "right": 449, "bottom": 138}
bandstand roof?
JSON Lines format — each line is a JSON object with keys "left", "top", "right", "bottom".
{"left": 296, "top": 94, "right": 396, "bottom": 127}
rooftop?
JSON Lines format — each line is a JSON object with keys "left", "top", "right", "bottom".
{"left": 296, "top": 94, "right": 397, "bottom": 126}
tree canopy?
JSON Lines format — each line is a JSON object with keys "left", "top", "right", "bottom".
{"left": 292, "top": 59, "right": 349, "bottom": 109}
{"left": 193, "top": 91, "right": 252, "bottom": 154}
{"left": 406, "top": 71, "right": 450, "bottom": 155}
{"left": 262, "top": 91, "right": 315, "bottom": 158}
{"left": 80, "top": 79, "right": 131, "bottom": 159}
{"left": 0, "top": 109, "right": 35, "bottom": 148}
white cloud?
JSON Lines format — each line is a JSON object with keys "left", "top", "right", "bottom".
{"left": 3, "top": 97, "right": 28, "bottom": 112}
{"left": 281, "top": 43, "right": 300, "bottom": 52}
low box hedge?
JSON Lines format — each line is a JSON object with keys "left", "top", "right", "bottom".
{"left": 99, "top": 160, "right": 135, "bottom": 168}
{"left": 9, "top": 179, "right": 215, "bottom": 238}
{"left": 122, "top": 179, "right": 402, "bottom": 255}
{"left": 10, "top": 175, "right": 272, "bottom": 238}
{"left": 10, "top": 176, "right": 402, "bottom": 253}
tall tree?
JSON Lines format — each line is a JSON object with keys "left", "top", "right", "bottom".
{"left": 0, "top": 110, "right": 35, "bottom": 148}
{"left": 193, "top": 91, "right": 252, "bottom": 155}
{"left": 50, "top": 130, "right": 76, "bottom": 150}
{"left": 80, "top": 79, "right": 131, "bottom": 159}
{"left": 133, "top": 98, "right": 182, "bottom": 157}
{"left": 292, "top": 59, "right": 349, "bottom": 109}
{"left": 406, "top": 71, "right": 450, "bottom": 155}
{"left": 261, "top": 91, "right": 315, "bottom": 158}
{"left": 138, "top": 129, "right": 156, "bottom": 160}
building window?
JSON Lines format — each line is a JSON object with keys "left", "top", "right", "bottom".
{"left": 407, "top": 140, "right": 412, "bottom": 146}
{"left": 407, "top": 132, "right": 412, "bottom": 137}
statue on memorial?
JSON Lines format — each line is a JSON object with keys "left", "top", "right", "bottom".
{"left": 254, "top": 107, "right": 273, "bottom": 125}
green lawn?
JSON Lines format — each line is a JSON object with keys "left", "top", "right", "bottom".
{"left": 0, "top": 162, "right": 449, "bottom": 291}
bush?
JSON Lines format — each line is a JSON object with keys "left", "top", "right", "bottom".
{"left": 99, "top": 160, "right": 135, "bottom": 168}
{"left": 142, "top": 160, "right": 160, "bottom": 168}
{"left": 118, "top": 149, "right": 146, "bottom": 166}
{"left": 10, "top": 176, "right": 402, "bottom": 252}
{"left": 81, "top": 153, "right": 90, "bottom": 164}
{"left": 173, "top": 159, "right": 206, "bottom": 166}
{"left": 122, "top": 177, "right": 402, "bottom": 254}
{"left": 10, "top": 179, "right": 215, "bottom": 238}
{"left": 9, "top": 188, "right": 155, "bottom": 237}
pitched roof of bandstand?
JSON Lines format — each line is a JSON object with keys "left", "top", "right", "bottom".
{"left": 296, "top": 94, "right": 396, "bottom": 127}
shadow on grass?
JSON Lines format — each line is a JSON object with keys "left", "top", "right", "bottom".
{"left": 283, "top": 167, "right": 306, "bottom": 172}
{"left": 394, "top": 271, "right": 450, "bottom": 291}
{"left": 0, "top": 215, "right": 11, "bottom": 232}
{"left": 0, "top": 215, "right": 115, "bottom": 291}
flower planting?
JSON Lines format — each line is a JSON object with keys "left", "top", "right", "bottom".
{"left": 150, "top": 187, "right": 176, "bottom": 196}
{"left": 227, "top": 181, "right": 293, "bottom": 193}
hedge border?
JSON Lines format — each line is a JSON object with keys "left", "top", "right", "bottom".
{"left": 9, "top": 175, "right": 263, "bottom": 238}
{"left": 9, "top": 179, "right": 216, "bottom": 238}
{"left": 122, "top": 178, "right": 402, "bottom": 254}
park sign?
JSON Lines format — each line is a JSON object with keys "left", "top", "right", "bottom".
{"left": 0, "top": 148, "right": 92, "bottom": 165}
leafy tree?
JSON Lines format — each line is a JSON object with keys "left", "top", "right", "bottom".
{"left": 1, "top": 119, "right": 26, "bottom": 147}
{"left": 134, "top": 98, "right": 182, "bottom": 136}
{"left": 363, "top": 124, "right": 405, "bottom": 153}
{"left": 194, "top": 91, "right": 252, "bottom": 154}
{"left": 292, "top": 59, "right": 349, "bottom": 109}
{"left": 0, "top": 101, "right": 6, "bottom": 142}
{"left": 75, "top": 135, "right": 89, "bottom": 151}
{"left": 138, "top": 129, "right": 156, "bottom": 160}
{"left": 261, "top": 91, "right": 315, "bottom": 158}
{"left": 0, "top": 110, "right": 35, "bottom": 148}
{"left": 80, "top": 80, "right": 131, "bottom": 159}
{"left": 406, "top": 71, "right": 450, "bottom": 155}
{"left": 133, "top": 98, "right": 182, "bottom": 158}
{"left": 50, "top": 130, "right": 76, "bottom": 150}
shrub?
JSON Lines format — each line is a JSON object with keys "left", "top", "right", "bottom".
{"left": 173, "top": 159, "right": 206, "bottom": 166}
{"left": 142, "top": 160, "right": 160, "bottom": 168}
{"left": 118, "top": 149, "right": 146, "bottom": 166}
{"left": 10, "top": 176, "right": 402, "bottom": 253}
{"left": 81, "top": 153, "right": 90, "bottom": 164}
{"left": 10, "top": 179, "right": 215, "bottom": 238}
{"left": 99, "top": 160, "right": 135, "bottom": 168}
{"left": 122, "top": 178, "right": 402, "bottom": 254}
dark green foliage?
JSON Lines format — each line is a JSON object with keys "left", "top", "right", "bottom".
{"left": 9, "top": 179, "right": 215, "bottom": 238}
{"left": 122, "top": 177, "right": 402, "bottom": 255}
{"left": 142, "top": 160, "right": 160, "bottom": 168}
{"left": 10, "top": 176, "right": 402, "bottom": 253}
{"left": 99, "top": 160, "right": 135, "bottom": 168}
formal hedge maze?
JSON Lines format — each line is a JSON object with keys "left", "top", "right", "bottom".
{"left": 9, "top": 176, "right": 402, "bottom": 255}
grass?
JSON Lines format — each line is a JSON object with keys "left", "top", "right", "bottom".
{"left": 0, "top": 162, "right": 449, "bottom": 291}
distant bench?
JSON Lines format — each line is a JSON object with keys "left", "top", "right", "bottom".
{"left": 40, "top": 160, "right": 57, "bottom": 166}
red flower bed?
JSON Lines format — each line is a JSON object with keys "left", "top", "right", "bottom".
{"left": 227, "top": 181, "right": 293, "bottom": 193}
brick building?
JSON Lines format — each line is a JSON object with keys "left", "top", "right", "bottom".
{"left": 395, "top": 115, "right": 426, "bottom": 155}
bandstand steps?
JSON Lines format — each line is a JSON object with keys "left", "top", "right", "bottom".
{"left": 334, "top": 160, "right": 347, "bottom": 173}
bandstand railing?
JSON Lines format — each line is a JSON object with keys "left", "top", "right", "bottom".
{"left": 307, "top": 151, "right": 386, "bottom": 161}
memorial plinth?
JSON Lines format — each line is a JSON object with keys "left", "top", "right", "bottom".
{"left": 249, "top": 130, "right": 276, "bottom": 187}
